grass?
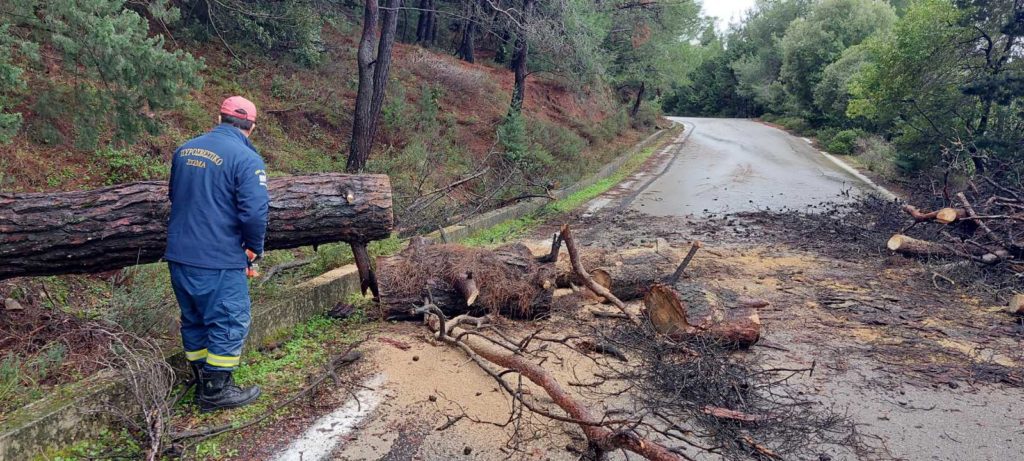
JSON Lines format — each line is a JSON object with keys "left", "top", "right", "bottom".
{"left": 461, "top": 127, "right": 677, "bottom": 246}
{"left": 179, "top": 296, "right": 373, "bottom": 459}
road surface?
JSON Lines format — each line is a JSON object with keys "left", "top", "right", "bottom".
{"left": 629, "top": 117, "right": 880, "bottom": 216}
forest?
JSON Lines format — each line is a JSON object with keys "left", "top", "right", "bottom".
{"left": 0, "top": 0, "right": 704, "bottom": 236}
{"left": 667, "top": 0, "right": 1022, "bottom": 188}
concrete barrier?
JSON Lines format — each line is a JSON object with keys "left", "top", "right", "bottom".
{"left": 0, "top": 125, "right": 675, "bottom": 460}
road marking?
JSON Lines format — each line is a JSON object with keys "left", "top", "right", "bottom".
{"left": 272, "top": 373, "right": 387, "bottom": 461}
{"left": 816, "top": 150, "right": 899, "bottom": 201}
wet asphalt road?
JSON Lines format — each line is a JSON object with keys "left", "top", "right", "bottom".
{"left": 630, "top": 117, "right": 874, "bottom": 216}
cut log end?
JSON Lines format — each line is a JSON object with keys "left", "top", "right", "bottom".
{"left": 643, "top": 283, "right": 760, "bottom": 349}
{"left": 643, "top": 284, "right": 692, "bottom": 336}
{"left": 887, "top": 234, "right": 952, "bottom": 256}
{"left": 590, "top": 268, "right": 612, "bottom": 292}
{"left": 935, "top": 208, "right": 962, "bottom": 224}
{"left": 1007, "top": 294, "right": 1024, "bottom": 316}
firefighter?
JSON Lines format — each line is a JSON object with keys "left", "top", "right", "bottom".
{"left": 166, "top": 96, "right": 269, "bottom": 412}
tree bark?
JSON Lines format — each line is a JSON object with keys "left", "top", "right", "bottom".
{"left": 0, "top": 174, "right": 394, "bottom": 279}
{"left": 886, "top": 234, "right": 956, "bottom": 257}
{"left": 369, "top": 0, "right": 400, "bottom": 153}
{"left": 589, "top": 250, "right": 680, "bottom": 301}
{"left": 643, "top": 284, "right": 761, "bottom": 349}
{"left": 508, "top": 0, "right": 535, "bottom": 114}
{"left": 376, "top": 241, "right": 554, "bottom": 320}
{"left": 347, "top": 0, "right": 381, "bottom": 172}
{"left": 901, "top": 204, "right": 966, "bottom": 224}
{"left": 630, "top": 81, "right": 646, "bottom": 118}
{"left": 457, "top": 0, "right": 479, "bottom": 63}
{"left": 415, "top": 0, "right": 432, "bottom": 43}
{"left": 348, "top": 0, "right": 401, "bottom": 173}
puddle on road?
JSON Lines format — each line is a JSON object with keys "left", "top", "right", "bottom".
{"left": 272, "top": 373, "right": 387, "bottom": 461}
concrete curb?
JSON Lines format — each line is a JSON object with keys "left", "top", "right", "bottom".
{"left": 0, "top": 126, "right": 674, "bottom": 460}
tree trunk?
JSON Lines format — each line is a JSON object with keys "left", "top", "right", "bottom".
{"left": 643, "top": 283, "right": 761, "bottom": 349}
{"left": 591, "top": 265, "right": 659, "bottom": 302}
{"left": 457, "top": 0, "right": 479, "bottom": 63}
{"left": 630, "top": 81, "right": 646, "bottom": 118}
{"left": 554, "top": 248, "right": 612, "bottom": 288}
{"left": 347, "top": 0, "right": 380, "bottom": 172}
{"left": 415, "top": 0, "right": 432, "bottom": 43}
{"left": 508, "top": 0, "right": 535, "bottom": 114}
{"left": 589, "top": 250, "right": 680, "bottom": 301}
{"left": 376, "top": 241, "right": 554, "bottom": 320}
{"left": 427, "top": 7, "right": 438, "bottom": 44}
{"left": 369, "top": 0, "right": 400, "bottom": 147}
{"left": 0, "top": 174, "right": 394, "bottom": 279}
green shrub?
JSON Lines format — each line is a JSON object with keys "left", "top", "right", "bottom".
{"left": 826, "top": 129, "right": 861, "bottom": 155}
{"left": 498, "top": 112, "right": 529, "bottom": 165}
{"left": 772, "top": 116, "right": 811, "bottom": 135}
{"left": 631, "top": 103, "right": 661, "bottom": 130}
{"left": 814, "top": 126, "right": 839, "bottom": 147}
{"left": 94, "top": 147, "right": 168, "bottom": 185}
{"left": 856, "top": 135, "right": 898, "bottom": 179}
{"left": 103, "top": 264, "right": 175, "bottom": 335}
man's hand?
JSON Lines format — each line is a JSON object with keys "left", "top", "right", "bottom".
{"left": 245, "top": 249, "right": 262, "bottom": 278}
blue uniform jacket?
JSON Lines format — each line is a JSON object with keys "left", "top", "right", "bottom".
{"left": 166, "top": 124, "right": 269, "bottom": 270}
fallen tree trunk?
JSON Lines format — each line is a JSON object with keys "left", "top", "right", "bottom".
{"left": 591, "top": 263, "right": 664, "bottom": 301}
{"left": 554, "top": 248, "right": 612, "bottom": 288}
{"left": 0, "top": 174, "right": 393, "bottom": 279}
{"left": 376, "top": 240, "right": 554, "bottom": 320}
{"left": 590, "top": 245, "right": 686, "bottom": 301}
{"left": 643, "top": 283, "right": 760, "bottom": 349}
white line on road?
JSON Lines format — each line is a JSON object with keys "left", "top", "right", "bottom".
{"left": 816, "top": 150, "right": 899, "bottom": 201}
{"left": 272, "top": 373, "right": 387, "bottom": 461}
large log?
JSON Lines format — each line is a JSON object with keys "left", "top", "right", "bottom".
{"left": 556, "top": 247, "right": 682, "bottom": 298}
{"left": 376, "top": 240, "right": 554, "bottom": 320}
{"left": 643, "top": 283, "right": 761, "bottom": 349}
{"left": 0, "top": 174, "right": 393, "bottom": 279}
{"left": 591, "top": 263, "right": 664, "bottom": 301}
{"left": 887, "top": 233, "right": 1007, "bottom": 263}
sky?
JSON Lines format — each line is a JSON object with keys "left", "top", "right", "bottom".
{"left": 701, "top": 0, "right": 758, "bottom": 30}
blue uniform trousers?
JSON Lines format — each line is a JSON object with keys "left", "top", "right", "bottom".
{"left": 168, "top": 262, "right": 251, "bottom": 371}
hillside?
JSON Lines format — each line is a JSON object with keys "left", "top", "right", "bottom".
{"left": 2, "top": 25, "right": 649, "bottom": 233}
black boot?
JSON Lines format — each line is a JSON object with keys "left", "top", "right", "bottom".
{"left": 188, "top": 361, "right": 204, "bottom": 387}
{"left": 198, "top": 370, "right": 260, "bottom": 413}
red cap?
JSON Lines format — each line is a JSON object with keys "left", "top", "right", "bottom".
{"left": 220, "top": 96, "right": 257, "bottom": 122}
